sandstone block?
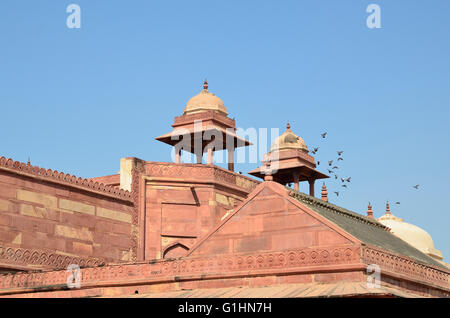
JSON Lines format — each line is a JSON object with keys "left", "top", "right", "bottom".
{"left": 72, "top": 241, "right": 93, "bottom": 256}
{"left": 97, "top": 207, "right": 131, "bottom": 223}
{"left": 20, "top": 204, "right": 48, "bottom": 218}
{"left": 55, "top": 225, "right": 93, "bottom": 241}
{"left": 59, "top": 199, "right": 95, "bottom": 215}
{"left": 17, "top": 189, "right": 57, "bottom": 209}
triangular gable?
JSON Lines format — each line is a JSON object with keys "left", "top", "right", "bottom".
{"left": 188, "top": 181, "right": 360, "bottom": 257}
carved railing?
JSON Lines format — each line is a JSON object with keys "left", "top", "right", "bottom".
{"left": 0, "top": 157, "right": 132, "bottom": 201}
{"left": 0, "top": 245, "right": 361, "bottom": 292}
{"left": 362, "top": 245, "right": 449, "bottom": 287}
{"left": 173, "top": 111, "right": 235, "bottom": 128}
{"left": 145, "top": 162, "right": 259, "bottom": 193}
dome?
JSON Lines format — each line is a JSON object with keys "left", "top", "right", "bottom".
{"left": 377, "top": 204, "right": 443, "bottom": 261}
{"left": 183, "top": 80, "right": 228, "bottom": 116}
{"left": 270, "top": 123, "right": 308, "bottom": 152}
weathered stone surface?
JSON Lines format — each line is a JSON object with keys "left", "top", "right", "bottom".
{"left": 20, "top": 204, "right": 47, "bottom": 218}
{"left": 59, "top": 199, "right": 95, "bottom": 215}
{"left": 0, "top": 199, "right": 13, "bottom": 212}
{"left": 17, "top": 189, "right": 57, "bottom": 209}
{"left": 97, "top": 207, "right": 131, "bottom": 223}
{"left": 55, "top": 225, "right": 93, "bottom": 241}
{"left": 72, "top": 241, "right": 93, "bottom": 256}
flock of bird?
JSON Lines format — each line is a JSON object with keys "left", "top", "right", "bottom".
{"left": 313, "top": 132, "right": 421, "bottom": 199}
{"left": 312, "top": 132, "right": 351, "bottom": 197}
{"left": 389, "top": 185, "right": 420, "bottom": 206}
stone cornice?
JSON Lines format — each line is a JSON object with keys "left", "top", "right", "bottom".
{"left": 144, "top": 161, "right": 260, "bottom": 194}
{"left": 0, "top": 157, "right": 132, "bottom": 202}
{"left": 0, "top": 244, "right": 105, "bottom": 271}
{"left": 362, "top": 245, "right": 450, "bottom": 289}
{"left": 173, "top": 110, "right": 235, "bottom": 128}
{"left": 1, "top": 244, "right": 448, "bottom": 296}
{"left": 0, "top": 245, "right": 362, "bottom": 295}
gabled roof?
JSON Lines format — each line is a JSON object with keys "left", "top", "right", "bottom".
{"left": 288, "top": 189, "right": 446, "bottom": 269}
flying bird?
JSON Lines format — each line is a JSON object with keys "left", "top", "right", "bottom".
{"left": 346, "top": 177, "right": 351, "bottom": 182}
{"left": 337, "top": 151, "right": 343, "bottom": 156}
{"left": 317, "top": 161, "right": 320, "bottom": 166}
{"left": 327, "top": 169, "right": 334, "bottom": 174}
{"left": 328, "top": 160, "right": 333, "bottom": 166}
{"left": 395, "top": 201, "right": 400, "bottom": 205}
{"left": 341, "top": 177, "right": 345, "bottom": 182}
{"left": 342, "top": 184, "right": 347, "bottom": 188}
{"left": 311, "top": 147, "right": 319, "bottom": 154}
{"left": 321, "top": 132, "right": 327, "bottom": 138}
{"left": 413, "top": 184, "right": 419, "bottom": 189}
{"left": 332, "top": 166, "right": 339, "bottom": 170}
{"left": 334, "top": 191, "right": 339, "bottom": 197}
{"left": 334, "top": 175, "right": 338, "bottom": 180}
{"left": 337, "top": 157, "right": 344, "bottom": 161}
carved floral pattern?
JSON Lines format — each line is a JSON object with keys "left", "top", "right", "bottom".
{"left": 130, "top": 162, "right": 146, "bottom": 262}
{"left": 145, "top": 162, "right": 259, "bottom": 192}
{"left": 0, "top": 246, "right": 361, "bottom": 291}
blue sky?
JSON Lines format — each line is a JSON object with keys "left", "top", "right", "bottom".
{"left": 0, "top": 1, "right": 449, "bottom": 260}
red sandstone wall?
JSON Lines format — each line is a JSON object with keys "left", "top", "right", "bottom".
{"left": 189, "top": 184, "right": 355, "bottom": 257}
{"left": 0, "top": 168, "right": 134, "bottom": 271}
{"left": 141, "top": 162, "right": 257, "bottom": 261}
{"left": 144, "top": 183, "right": 242, "bottom": 260}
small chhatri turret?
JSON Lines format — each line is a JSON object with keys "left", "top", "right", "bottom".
{"left": 249, "top": 122, "right": 328, "bottom": 197}
{"left": 156, "top": 80, "right": 251, "bottom": 171}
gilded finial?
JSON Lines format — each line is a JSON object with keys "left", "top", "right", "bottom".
{"left": 286, "top": 122, "right": 291, "bottom": 130}
{"left": 203, "top": 79, "right": 208, "bottom": 91}
{"left": 386, "top": 201, "right": 391, "bottom": 215}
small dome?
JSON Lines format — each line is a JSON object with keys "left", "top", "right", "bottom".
{"left": 378, "top": 207, "right": 443, "bottom": 261}
{"left": 184, "top": 80, "right": 228, "bottom": 116}
{"left": 270, "top": 123, "right": 308, "bottom": 152}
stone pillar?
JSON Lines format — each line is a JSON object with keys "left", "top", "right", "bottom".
{"left": 293, "top": 172, "right": 300, "bottom": 192}
{"left": 175, "top": 147, "right": 181, "bottom": 164}
{"left": 308, "top": 179, "right": 315, "bottom": 197}
{"left": 227, "top": 148, "right": 234, "bottom": 171}
{"left": 119, "top": 158, "right": 134, "bottom": 192}
{"left": 207, "top": 147, "right": 213, "bottom": 165}
{"left": 196, "top": 152, "right": 202, "bottom": 164}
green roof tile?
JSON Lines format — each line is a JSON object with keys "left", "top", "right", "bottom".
{"left": 288, "top": 189, "right": 446, "bottom": 270}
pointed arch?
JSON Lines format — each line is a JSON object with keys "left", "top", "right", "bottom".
{"left": 163, "top": 243, "right": 189, "bottom": 259}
